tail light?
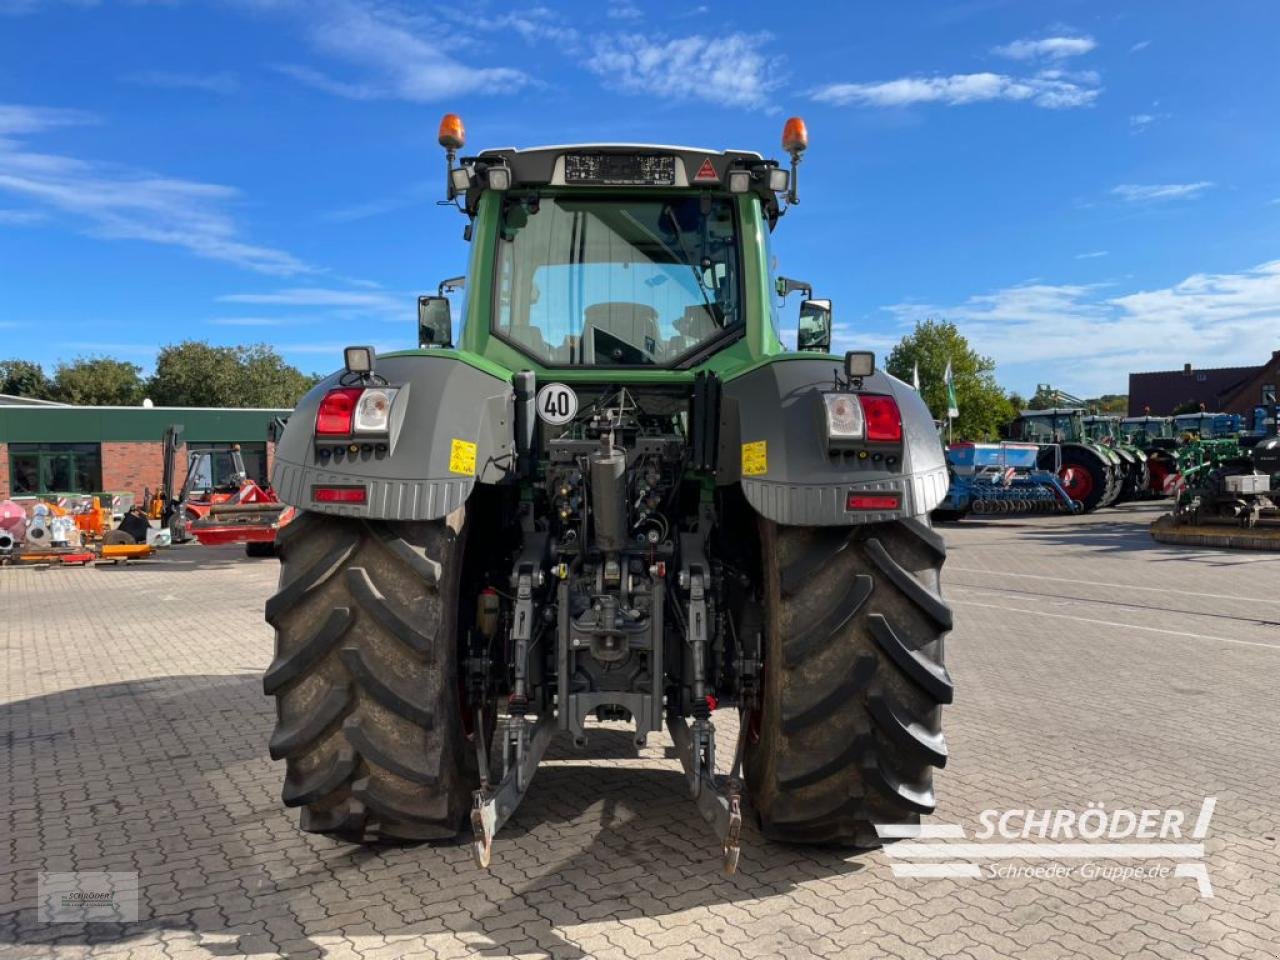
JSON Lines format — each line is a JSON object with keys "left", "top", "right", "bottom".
{"left": 858, "top": 395, "right": 902, "bottom": 442}
{"left": 313, "top": 485, "right": 367, "bottom": 504}
{"left": 316, "top": 388, "right": 363, "bottom": 436}
{"left": 847, "top": 493, "right": 900, "bottom": 511}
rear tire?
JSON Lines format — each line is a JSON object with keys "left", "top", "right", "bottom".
{"left": 264, "top": 509, "right": 476, "bottom": 842}
{"left": 1055, "top": 448, "right": 1109, "bottom": 512}
{"left": 745, "top": 517, "right": 953, "bottom": 846}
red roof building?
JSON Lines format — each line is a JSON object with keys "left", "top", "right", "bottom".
{"left": 1128, "top": 353, "right": 1279, "bottom": 415}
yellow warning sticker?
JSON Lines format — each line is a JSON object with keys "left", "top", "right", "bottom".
{"left": 448, "top": 438, "right": 477, "bottom": 476}
{"left": 741, "top": 440, "right": 768, "bottom": 476}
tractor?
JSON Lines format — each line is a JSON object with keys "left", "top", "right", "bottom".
{"left": 1081, "top": 415, "right": 1151, "bottom": 500}
{"left": 1120, "top": 415, "right": 1179, "bottom": 495}
{"left": 263, "top": 116, "right": 953, "bottom": 872}
{"left": 1008, "top": 408, "right": 1127, "bottom": 512}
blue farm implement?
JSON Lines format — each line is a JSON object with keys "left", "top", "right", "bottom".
{"left": 934, "top": 442, "right": 1080, "bottom": 521}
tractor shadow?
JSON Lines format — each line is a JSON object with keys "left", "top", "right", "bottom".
{"left": 0, "top": 675, "right": 868, "bottom": 959}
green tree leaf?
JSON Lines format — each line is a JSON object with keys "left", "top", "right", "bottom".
{"left": 51, "top": 356, "right": 145, "bottom": 406}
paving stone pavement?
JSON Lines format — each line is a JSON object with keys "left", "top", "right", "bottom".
{"left": 2, "top": 501, "right": 1278, "bottom": 960}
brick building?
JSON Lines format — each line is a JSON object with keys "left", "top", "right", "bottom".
{"left": 0, "top": 402, "right": 290, "bottom": 502}
{"left": 1128, "top": 351, "right": 1280, "bottom": 416}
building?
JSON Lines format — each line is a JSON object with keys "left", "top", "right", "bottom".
{"left": 1128, "top": 351, "right": 1280, "bottom": 416}
{"left": 0, "top": 404, "right": 290, "bottom": 502}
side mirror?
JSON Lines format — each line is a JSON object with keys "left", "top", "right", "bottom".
{"left": 796, "top": 298, "right": 832, "bottom": 353}
{"left": 418, "top": 295, "right": 452, "bottom": 348}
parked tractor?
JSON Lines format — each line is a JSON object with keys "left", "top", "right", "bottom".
{"left": 1008, "top": 408, "right": 1126, "bottom": 512}
{"left": 1081, "top": 415, "right": 1151, "bottom": 499}
{"left": 263, "top": 117, "right": 954, "bottom": 871}
{"left": 1120, "top": 415, "right": 1180, "bottom": 496}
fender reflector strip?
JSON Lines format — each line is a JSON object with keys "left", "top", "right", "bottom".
{"left": 313, "top": 485, "right": 367, "bottom": 504}
{"left": 847, "top": 493, "right": 899, "bottom": 511}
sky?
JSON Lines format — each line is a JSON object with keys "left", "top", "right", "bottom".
{"left": 1, "top": 0, "right": 1278, "bottom": 397}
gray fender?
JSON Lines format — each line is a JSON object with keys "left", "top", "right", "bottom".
{"left": 272, "top": 355, "right": 514, "bottom": 520}
{"left": 717, "top": 357, "right": 948, "bottom": 525}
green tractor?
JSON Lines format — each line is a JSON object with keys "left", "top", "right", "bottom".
{"left": 262, "top": 116, "right": 954, "bottom": 871}
{"left": 1120, "top": 415, "right": 1179, "bottom": 496}
{"left": 1009, "top": 408, "right": 1126, "bottom": 511}
{"left": 1081, "top": 415, "right": 1151, "bottom": 500}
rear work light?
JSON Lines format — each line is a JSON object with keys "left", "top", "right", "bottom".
{"left": 847, "top": 493, "right": 900, "bottom": 511}
{"left": 315, "top": 387, "right": 363, "bottom": 436}
{"left": 313, "top": 485, "right": 367, "bottom": 504}
{"left": 858, "top": 394, "right": 903, "bottom": 442}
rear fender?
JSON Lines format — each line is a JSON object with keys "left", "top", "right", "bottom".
{"left": 271, "top": 356, "right": 515, "bottom": 519}
{"left": 718, "top": 357, "right": 947, "bottom": 525}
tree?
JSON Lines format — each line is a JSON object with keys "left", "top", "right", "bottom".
{"left": 239, "top": 345, "right": 322, "bottom": 408}
{"left": 885, "top": 318, "right": 1016, "bottom": 441}
{"left": 52, "top": 356, "right": 145, "bottom": 406}
{"left": 0, "top": 359, "right": 52, "bottom": 399}
{"left": 148, "top": 341, "right": 243, "bottom": 407}
{"left": 148, "top": 340, "right": 318, "bottom": 407}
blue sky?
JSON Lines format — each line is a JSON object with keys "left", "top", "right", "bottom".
{"left": 1, "top": 0, "right": 1278, "bottom": 397}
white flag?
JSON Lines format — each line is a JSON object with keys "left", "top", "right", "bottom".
{"left": 944, "top": 361, "right": 959, "bottom": 419}
{"left": 912, "top": 362, "right": 920, "bottom": 391}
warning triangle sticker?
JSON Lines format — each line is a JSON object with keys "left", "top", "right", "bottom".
{"left": 692, "top": 158, "right": 718, "bottom": 182}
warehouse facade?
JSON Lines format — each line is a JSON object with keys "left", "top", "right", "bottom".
{"left": 0, "top": 402, "right": 290, "bottom": 502}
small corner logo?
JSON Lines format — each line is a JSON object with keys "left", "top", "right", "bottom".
{"left": 38, "top": 872, "right": 140, "bottom": 922}
{"left": 877, "top": 797, "right": 1217, "bottom": 898}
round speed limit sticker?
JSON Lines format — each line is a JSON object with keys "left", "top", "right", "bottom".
{"left": 535, "top": 382, "right": 578, "bottom": 425}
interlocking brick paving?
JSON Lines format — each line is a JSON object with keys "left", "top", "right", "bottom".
{"left": 3, "top": 502, "right": 1278, "bottom": 959}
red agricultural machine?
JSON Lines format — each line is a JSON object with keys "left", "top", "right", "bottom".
{"left": 148, "top": 424, "right": 293, "bottom": 556}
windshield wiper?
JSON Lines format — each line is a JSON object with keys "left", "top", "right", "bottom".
{"left": 662, "top": 204, "right": 715, "bottom": 320}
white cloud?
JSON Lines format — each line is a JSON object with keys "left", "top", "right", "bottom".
{"left": 883, "top": 260, "right": 1280, "bottom": 394}
{"left": 1111, "top": 182, "right": 1214, "bottom": 202}
{"left": 993, "top": 35, "right": 1096, "bottom": 60}
{"left": 122, "top": 70, "right": 241, "bottom": 95}
{"left": 1130, "top": 40, "right": 1151, "bottom": 53}
{"left": 0, "top": 207, "right": 46, "bottom": 224}
{"left": 264, "top": 0, "right": 528, "bottom": 102}
{"left": 585, "top": 32, "right": 783, "bottom": 110}
{"left": 0, "top": 102, "right": 311, "bottom": 275}
{"left": 1075, "top": 250, "right": 1108, "bottom": 259}
{"left": 607, "top": 1, "right": 642, "bottom": 20}
{"left": 217, "top": 287, "right": 402, "bottom": 310}
{"left": 813, "top": 69, "right": 1099, "bottom": 109}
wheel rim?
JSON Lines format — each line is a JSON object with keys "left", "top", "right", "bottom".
{"left": 1059, "top": 464, "right": 1094, "bottom": 500}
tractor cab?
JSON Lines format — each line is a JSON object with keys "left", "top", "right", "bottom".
{"left": 410, "top": 116, "right": 832, "bottom": 383}
{"left": 1010, "top": 408, "right": 1085, "bottom": 444}
{"left": 1172, "top": 412, "right": 1243, "bottom": 439}
{"left": 1120, "top": 415, "right": 1174, "bottom": 448}
{"left": 1080, "top": 415, "right": 1121, "bottom": 445}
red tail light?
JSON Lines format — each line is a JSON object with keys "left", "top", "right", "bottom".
{"left": 313, "top": 485, "right": 367, "bottom": 504}
{"left": 858, "top": 394, "right": 902, "bottom": 442}
{"left": 847, "top": 493, "right": 900, "bottom": 510}
{"left": 316, "top": 387, "right": 363, "bottom": 436}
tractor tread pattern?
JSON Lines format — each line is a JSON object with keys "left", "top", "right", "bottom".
{"left": 779, "top": 528, "right": 853, "bottom": 598}
{"left": 746, "top": 518, "right": 951, "bottom": 845}
{"left": 868, "top": 693, "right": 949, "bottom": 767}
{"left": 265, "top": 512, "right": 472, "bottom": 844}
{"left": 268, "top": 685, "right": 352, "bottom": 760}
{"left": 782, "top": 574, "right": 873, "bottom": 668}
{"left": 869, "top": 614, "right": 955, "bottom": 704}
{"left": 339, "top": 646, "right": 435, "bottom": 727}
{"left": 344, "top": 567, "right": 436, "bottom": 657}
{"left": 865, "top": 538, "right": 953, "bottom": 631}
{"left": 262, "top": 607, "right": 354, "bottom": 695}
{"left": 265, "top": 533, "right": 360, "bottom": 625}
{"left": 282, "top": 747, "right": 358, "bottom": 807}
{"left": 781, "top": 655, "right": 876, "bottom": 734}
